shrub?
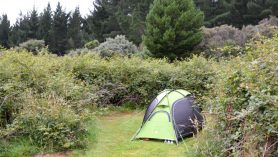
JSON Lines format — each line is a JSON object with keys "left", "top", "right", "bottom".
{"left": 208, "top": 33, "right": 278, "bottom": 156}
{"left": 198, "top": 17, "right": 278, "bottom": 59}
{"left": 18, "top": 39, "right": 45, "bottom": 54}
{"left": 84, "top": 40, "right": 100, "bottom": 49}
{"left": 93, "top": 35, "right": 138, "bottom": 57}
{"left": 10, "top": 94, "right": 89, "bottom": 151}
{"left": 242, "top": 16, "right": 278, "bottom": 40}
{"left": 198, "top": 25, "right": 246, "bottom": 49}
{"left": 71, "top": 54, "right": 216, "bottom": 108}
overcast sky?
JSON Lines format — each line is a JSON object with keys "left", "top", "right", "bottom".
{"left": 0, "top": 0, "right": 93, "bottom": 25}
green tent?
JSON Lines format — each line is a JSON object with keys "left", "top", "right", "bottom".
{"left": 132, "top": 89, "right": 203, "bottom": 144}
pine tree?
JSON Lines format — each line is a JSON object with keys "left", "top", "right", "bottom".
{"left": 38, "top": 3, "right": 52, "bottom": 45}
{"left": 116, "top": 0, "right": 154, "bottom": 45}
{"left": 28, "top": 8, "right": 39, "bottom": 39}
{"left": 49, "top": 2, "right": 68, "bottom": 55}
{"left": 194, "top": 0, "right": 232, "bottom": 27}
{"left": 0, "top": 14, "right": 10, "bottom": 48}
{"left": 87, "top": 0, "right": 122, "bottom": 42}
{"left": 68, "top": 7, "right": 83, "bottom": 49}
{"left": 229, "top": 0, "right": 277, "bottom": 27}
{"left": 144, "top": 0, "right": 204, "bottom": 60}
{"left": 9, "top": 13, "right": 30, "bottom": 45}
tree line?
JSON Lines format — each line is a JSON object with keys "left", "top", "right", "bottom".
{"left": 0, "top": 0, "right": 277, "bottom": 55}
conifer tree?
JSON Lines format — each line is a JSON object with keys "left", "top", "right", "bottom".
{"left": 144, "top": 0, "right": 204, "bottom": 60}
{"left": 49, "top": 2, "right": 68, "bottom": 55}
{"left": 0, "top": 14, "right": 10, "bottom": 48}
{"left": 28, "top": 8, "right": 39, "bottom": 39}
{"left": 87, "top": 0, "right": 122, "bottom": 42}
{"left": 9, "top": 13, "right": 30, "bottom": 45}
{"left": 38, "top": 3, "right": 52, "bottom": 45}
{"left": 68, "top": 7, "right": 83, "bottom": 49}
{"left": 229, "top": 0, "right": 278, "bottom": 27}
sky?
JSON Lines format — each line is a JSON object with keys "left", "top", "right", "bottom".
{"left": 0, "top": 0, "right": 93, "bottom": 25}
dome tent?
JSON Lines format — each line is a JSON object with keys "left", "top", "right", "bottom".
{"left": 132, "top": 89, "right": 204, "bottom": 144}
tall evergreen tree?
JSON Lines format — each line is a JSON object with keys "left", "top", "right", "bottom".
{"left": 49, "top": 2, "right": 68, "bottom": 55}
{"left": 0, "top": 14, "right": 10, "bottom": 48}
{"left": 87, "top": 0, "right": 153, "bottom": 45}
{"left": 28, "top": 8, "right": 39, "bottom": 39}
{"left": 68, "top": 7, "right": 83, "bottom": 49}
{"left": 144, "top": 0, "right": 204, "bottom": 60}
{"left": 229, "top": 0, "right": 277, "bottom": 27}
{"left": 38, "top": 3, "right": 52, "bottom": 45}
{"left": 9, "top": 13, "right": 30, "bottom": 45}
{"left": 194, "top": 0, "right": 232, "bottom": 27}
{"left": 87, "top": 0, "right": 122, "bottom": 42}
{"left": 116, "top": 0, "right": 154, "bottom": 45}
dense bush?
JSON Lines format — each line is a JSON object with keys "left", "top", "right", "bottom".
{"left": 213, "top": 34, "right": 278, "bottom": 156}
{"left": 12, "top": 94, "right": 89, "bottom": 150}
{"left": 84, "top": 40, "right": 99, "bottom": 49}
{"left": 18, "top": 39, "right": 46, "bottom": 54}
{"left": 0, "top": 52, "right": 91, "bottom": 153}
{"left": 93, "top": 35, "right": 138, "bottom": 57}
{"left": 198, "top": 17, "right": 278, "bottom": 58}
{"left": 199, "top": 25, "right": 246, "bottom": 49}
{"left": 190, "top": 32, "right": 278, "bottom": 156}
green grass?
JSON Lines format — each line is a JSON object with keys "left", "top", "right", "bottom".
{"left": 73, "top": 111, "right": 198, "bottom": 157}
{"left": 0, "top": 138, "right": 39, "bottom": 157}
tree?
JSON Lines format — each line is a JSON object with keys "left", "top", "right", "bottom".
{"left": 49, "top": 2, "right": 68, "bottom": 55}
{"left": 28, "top": 8, "right": 39, "bottom": 39}
{"left": 86, "top": 0, "right": 153, "bottom": 45}
{"left": 144, "top": 0, "right": 204, "bottom": 60}
{"left": 229, "top": 0, "right": 278, "bottom": 27}
{"left": 116, "top": 0, "right": 154, "bottom": 45}
{"left": 38, "top": 3, "right": 52, "bottom": 45}
{"left": 68, "top": 7, "right": 83, "bottom": 49}
{"left": 194, "top": 0, "right": 232, "bottom": 27}
{"left": 87, "top": 0, "right": 122, "bottom": 42}
{"left": 0, "top": 14, "right": 10, "bottom": 48}
{"left": 9, "top": 13, "right": 30, "bottom": 46}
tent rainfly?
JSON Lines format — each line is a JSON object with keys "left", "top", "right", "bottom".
{"left": 132, "top": 89, "right": 204, "bottom": 144}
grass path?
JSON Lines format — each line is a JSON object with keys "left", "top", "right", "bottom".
{"left": 74, "top": 111, "right": 196, "bottom": 157}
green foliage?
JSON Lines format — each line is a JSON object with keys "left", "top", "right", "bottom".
{"left": 28, "top": 8, "right": 39, "bottom": 39}
{"left": 144, "top": 0, "right": 204, "bottom": 60}
{"left": 87, "top": 0, "right": 153, "bottom": 45}
{"left": 38, "top": 3, "right": 52, "bottom": 45}
{"left": 18, "top": 39, "right": 45, "bottom": 54}
{"left": 229, "top": 0, "right": 278, "bottom": 27}
{"left": 13, "top": 94, "right": 89, "bottom": 150}
{"left": 0, "top": 14, "right": 10, "bottom": 48}
{"left": 48, "top": 2, "right": 68, "bottom": 55}
{"left": 183, "top": 32, "right": 278, "bottom": 157}
{"left": 68, "top": 7, "right": 84, "bottom": 49}
{"left": 194, "top": 0, "right": 231, "bottom": 27}
{"left": 84, "top": 40, "right": 99, "bottom": 49}
{"left": 0, "top": 52, "right": 93, "bottom": 154}
{"left": 206, "top": 33, "right": 278, "bottom": 156}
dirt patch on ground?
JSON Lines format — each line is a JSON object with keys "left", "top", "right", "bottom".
{"left": 33, "top": 152, "right": 70, "bottom": 157}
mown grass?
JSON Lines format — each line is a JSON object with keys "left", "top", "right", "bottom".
{"left": 73, "top": 111, "right": 203, "bottom": 157}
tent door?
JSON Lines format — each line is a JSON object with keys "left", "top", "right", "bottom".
{"left": 134, "top": 110, "right": 176, "bottom": 140}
